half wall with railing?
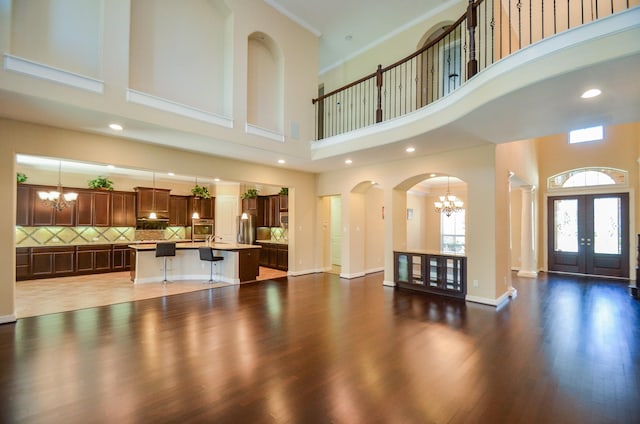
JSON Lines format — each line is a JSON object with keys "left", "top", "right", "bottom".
{"left": 313, "top": 0, "right": 637, "bottom": 140}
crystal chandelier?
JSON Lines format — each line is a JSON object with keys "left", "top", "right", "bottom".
{"left": 434, "top": 176, "right": 463, "bottom": 217}
{"left": 37, "top": 161, "right": 77, "bottom": 212}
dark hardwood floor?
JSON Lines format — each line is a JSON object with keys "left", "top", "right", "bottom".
{"left": 0, "top": 272, "right": 638, "bottom": 423}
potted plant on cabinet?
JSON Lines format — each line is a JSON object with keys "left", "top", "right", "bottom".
{"left": 88, "top": 176, "right": 114, "bottom": 191}
{"left": 279, "top": 187, "right": 288, "bottom": 195}
{"left": 16, "top": 172, "right": 27, "bottom": 183}
{"left": 241, "top": 188, "right": 259, "bottom": 199}
{"left": 191, "top": 184, "right": 211, "bottom": 199}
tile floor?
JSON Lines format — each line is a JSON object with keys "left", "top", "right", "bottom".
{"left": 15, "top": 267, "right": 287, "bottom": 318}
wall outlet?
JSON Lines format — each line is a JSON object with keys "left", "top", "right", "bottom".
{"left": 473, "top": 279, "right": 479, "bottom": 288}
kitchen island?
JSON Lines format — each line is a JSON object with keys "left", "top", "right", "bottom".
{"left": 129, "top": 242, "right": 261, "bottom": 284}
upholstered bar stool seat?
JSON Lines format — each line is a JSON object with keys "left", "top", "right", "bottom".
{"left": 198, "top": 247, "right": 224, "bottom": 283}
{"left": 156, "top": 242, "right": 176, "bottom": 283}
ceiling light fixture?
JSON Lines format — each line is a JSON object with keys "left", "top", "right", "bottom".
{"left": 109, "top": 123, "right": 123, "bottom": 131}
{"left": 37, "top": 161, "right": 78, "bottom": 211}
{"left": 345, "top": 159, "right": 352, "bottom": 164}
{"left": 149, "top": 172, "right": 157, "bottom": 219}
{"left": 406, "top": 147, "right": 415, "bottom": 153}
{"left": 581, "top": 89, "right": 601, "bottom": 99}
{"left": 278, "top": 159, "right": 286, "bottom": 164}
{"left": 434, "top": 176, "right": 463, "bottom": 217}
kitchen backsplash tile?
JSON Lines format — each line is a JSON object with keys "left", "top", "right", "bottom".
{"left": 16, "top": 226, "right": 187, "bottom": 247}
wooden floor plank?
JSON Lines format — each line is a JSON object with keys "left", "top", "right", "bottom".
{"left": 1, "top": 272, "right": 639, "bottom": 423}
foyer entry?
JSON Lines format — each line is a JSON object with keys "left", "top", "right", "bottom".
{"left": 547, "top": 193, "right": 629, "bottom": 278}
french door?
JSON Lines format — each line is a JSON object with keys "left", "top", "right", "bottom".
{"left": 548, "top": 193, "right": 629, "bottom": 278}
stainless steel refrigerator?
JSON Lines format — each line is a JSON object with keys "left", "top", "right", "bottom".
{"left": 237, "top": 213, "right": 256, "bottom": 244}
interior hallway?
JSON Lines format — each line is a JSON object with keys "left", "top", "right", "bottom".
{"left": 2, "top": 271, "right": 638, "bottom": 422}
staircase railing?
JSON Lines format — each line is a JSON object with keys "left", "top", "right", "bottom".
{"left": 312, "top": 0, "right": 636, "bottom": 140}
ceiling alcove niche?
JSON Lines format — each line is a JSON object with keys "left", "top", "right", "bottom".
{"left": 129, "top": 0, "right": 232, "bottom": 117}
{"left": 10, "top": 0, "right": 103, "bottom": 78}
{"left": 246, "top": 31, "right": 284, "bottom": 139}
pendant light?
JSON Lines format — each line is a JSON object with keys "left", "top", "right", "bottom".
{"left": 192, "top": 177, "right": 200, "bottom": 220}
{"left": 149, "top": 172, "right": 157, "bottom": 219}
{"left": 37, "top": 161, "right": 78, "bottom": 211}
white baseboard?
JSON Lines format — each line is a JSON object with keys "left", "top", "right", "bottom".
{"left": 465, "top": 291, "right": 511, "bottom": 307}
{"left": 287, "top": 268, "right": 322, "bottom": 276}
{"left": 0, "top": 314, "right": 17, "bottom": 324}
{"left": 382, "top": 280, "right": 396, "bottom": 287}
{"left": 340, "top": 271, "right": 365, "bottom": 279}
{"left": 517, "top": 270, "right": 538, "bottom": 278}
{"left": 365, "top": 267, "right": 384, "bottom": 274}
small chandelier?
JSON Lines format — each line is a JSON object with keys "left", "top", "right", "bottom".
{"left": 37, "top": 161, "right": 77, "bottom": 212}
{"left": 434, "top": 176, "right": 463, "bottom": 217}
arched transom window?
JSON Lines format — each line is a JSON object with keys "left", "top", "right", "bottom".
{"left": 547, "top": 167, "right": 627, "bottom": 190}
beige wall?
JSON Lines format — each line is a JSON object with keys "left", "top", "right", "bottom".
{"left": 0, "top": 119, "right": 318, "bottom": 322}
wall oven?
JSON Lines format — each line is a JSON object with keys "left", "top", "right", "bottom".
{"left": 192, "top": 219, "right": 214, "bottom": 240}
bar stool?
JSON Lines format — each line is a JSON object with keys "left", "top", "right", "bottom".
{"left": 156, "top": 242, "right": 176, "bottom": 283}
{"left": 198, "top": 246, "right": 224, "bottom": 283}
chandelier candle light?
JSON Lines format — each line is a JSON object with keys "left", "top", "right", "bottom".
{"left": 37, "top": 161, "right": 77, "bottom": 211}
{"left": 434, "top": 176, "right": 463, "bottom": 217}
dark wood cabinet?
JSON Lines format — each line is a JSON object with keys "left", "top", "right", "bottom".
{"left": 279, "top": 194, "right": 288, "bottom": 211}
{"left": 77, "top": 245, "right": 112, "bottom": 274}
{"left": 76, "top": 191, "right": 111, "bottom": 227}
{"left": 238, "top": 249, "right": 260, "bottom": 282}
{"left": 16, "top": 184, "right": 31, "bottom": 226}
{"left": 257, "top": 242, "right": 288, "bottom": 271}
{"left": 135, "top": 187, "right": 170, "bottom": 219}
{"left": 17, "top": 244, "right": 133, "bottom": 281}
{"left": 242, "top": 197, "right": 257, "bottom": 214}
{"left": 16, "top": 247, "right": 30, "bottom": 279}
{"left": 111, "top": 191, "right": 137, "bottom": 227}
{"left": 170, "top": 195, "right": 190, "bottom": 226}
{"left": 256, "top": 195, "right": 280, "bottom": 227}
{"left": 31, "top": 246, "right": 75, "bottom": 278}
{"left": 189, "top": 196, "right": 215, "bottom": 220}
{"left": 113, "top": 245, "right": 132, "bottom": 271}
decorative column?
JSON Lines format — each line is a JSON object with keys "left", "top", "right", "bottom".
{"left": 517, "top": 185, "right": 537, "bottom": 278}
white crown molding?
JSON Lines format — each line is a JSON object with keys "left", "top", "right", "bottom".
{"left": 245, "top": 123, "right": 285, "bottom": 142}
{"left": 3, "top": 53, "right": 104, "bottom": 94}
{"left": 126, "top": 89, "right": 233, "bottom": 128}
{"left": 263, "top": 0, "right": 322, "bottom": 37}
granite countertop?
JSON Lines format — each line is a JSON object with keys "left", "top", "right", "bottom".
{"left": 255, "top": 239, "right": 289, "bottom": 245}
{"left": 130, "top": 241, "right": 261, "bottom": 251}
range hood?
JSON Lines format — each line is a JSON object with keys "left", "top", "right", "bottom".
{"left": 136, "top": 217, "right": 169, "bottom": 230}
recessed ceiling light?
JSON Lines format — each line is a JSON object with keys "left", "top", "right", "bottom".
{"left": 109, "top": 123, "right": 123, "bottom": 131}
{"left": 107, "top": 164, "right": 115, "bottom": 169}
{"left": 430, "top": 173, "right": 437, "bottom": 178}
{"left": 214, "top": 178, "right": 220, "bottom": 182}
{"left": 168, "top": 172, "right": 175, "bottom": 176}
{"left": 581, "top": 89, "right": 601, "bottom": 99}
{"left": 406, "top": 147, "right": 415, "bottom": 153}
{"left": 345, "top": 159, "right": 352, "bottom": 164}
{"left": 278, "top": 159, "right": 285, "bottom": 164}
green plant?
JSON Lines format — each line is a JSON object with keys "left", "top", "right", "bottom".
{"left": 241, "top": 188, "right": 259, "bottom": 199}
{"left": 279, "top": 187, "right": 288, "bottom": 195}
{"left": 88, "top": 176, "right": 114, "bottom": 191}
{"left": 16, "top": 172, "right": 27, "bottom": 183}
{"left": 191, "top": 184, "right": 211, "bottom": 199}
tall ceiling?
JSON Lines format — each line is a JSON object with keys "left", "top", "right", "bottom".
{"left": 264, "top": 0, "right": 451, "bottom": 73}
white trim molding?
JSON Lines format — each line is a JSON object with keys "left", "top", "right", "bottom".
{"left": 340, "top": 271, "right": 365, "bottom": 279}
{"left": 245, "top": 123, "right": 285, "bottom": 142}
{"left": 0, "top": 314, "right": 17, "bottom": 325}
{"left": 466, "top": 291, "right": 511, "bottom": 307}
{"left": 4, "top": 54, "right": 104, "bottom": 93}
{"left": 126, "top": 89, "right": 233, "bottom": 128}
{"left": 382, "top": 280, "right": 396, "bottom": 287}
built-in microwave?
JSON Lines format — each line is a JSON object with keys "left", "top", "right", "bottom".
{"left": 279, "top": 212, "right": 288, "bottom": 228}
{"left": 192, "top": 218, "right": 214, "bottom": 240}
